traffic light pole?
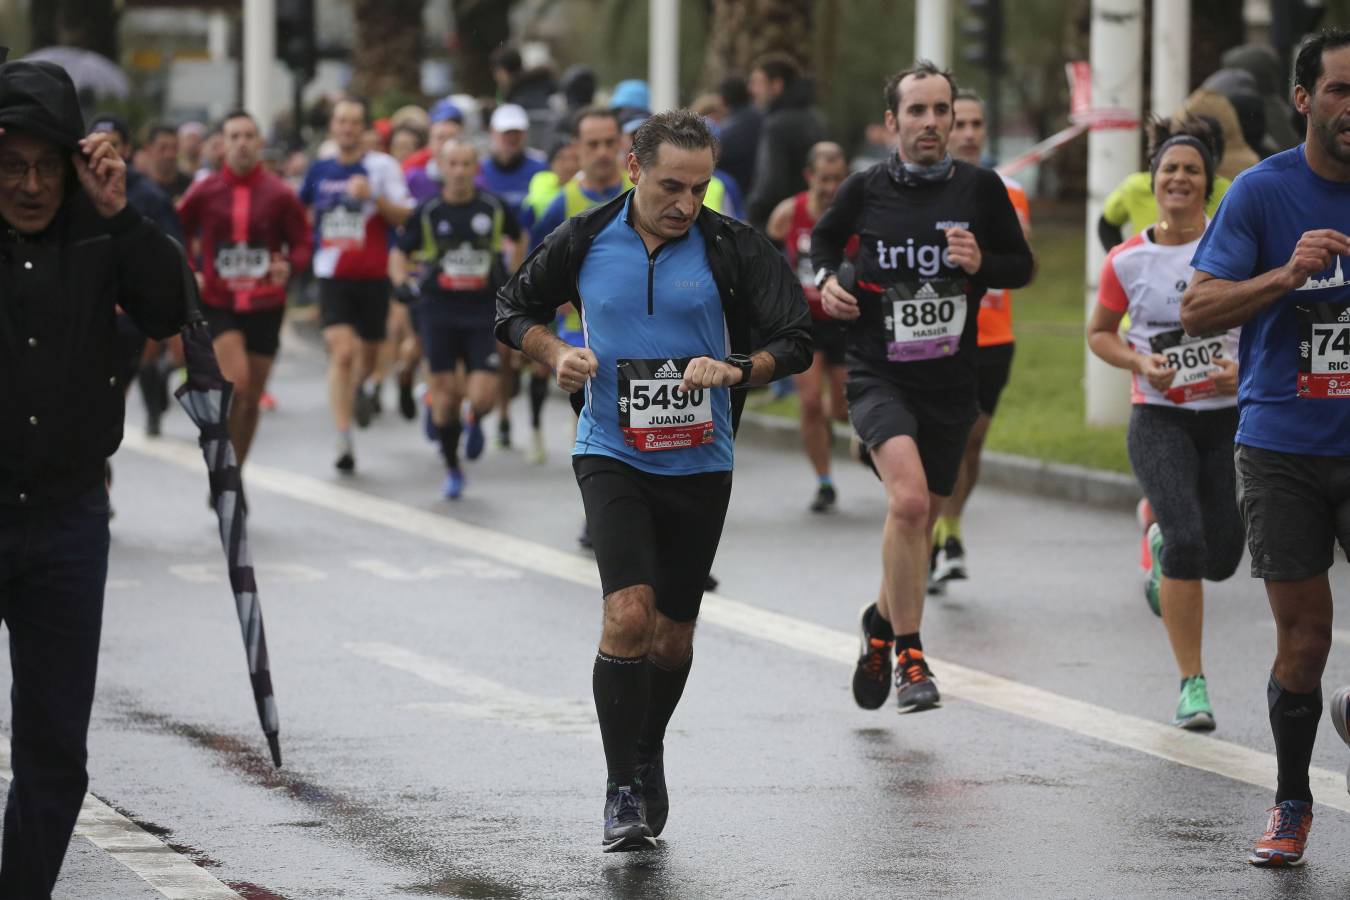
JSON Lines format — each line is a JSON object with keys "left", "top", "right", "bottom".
{"left": 243, "top": 0, "right": 276, "bottom": 136}
{"left": 1083, "top": 0, "right": 1143, "bottom": 427}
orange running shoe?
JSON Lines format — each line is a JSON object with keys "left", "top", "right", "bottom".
{"left": 1248, "top": 799, "right": 1312, "bottom": 866}
{"left": 259, "top": 391, "right": 276, "bottom": 411}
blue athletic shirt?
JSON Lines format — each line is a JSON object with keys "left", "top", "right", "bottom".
{"left": 475, "top": 151, "right": 547, "bottom": 212}
{"left": 1190, "top": 145, "right": 1350, "bottom": 456}
{"left": 575, "top": 194, "right": 734, "bottom": 475}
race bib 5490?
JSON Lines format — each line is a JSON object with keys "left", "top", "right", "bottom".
{"left": 617, "top": 357, "right": 714, "bottom": 452}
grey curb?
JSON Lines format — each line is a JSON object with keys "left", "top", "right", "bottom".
{"left": 737, "top": 410, "right": 1141, "bottom": 512}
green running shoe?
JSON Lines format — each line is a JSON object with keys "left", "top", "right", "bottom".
{"left": 1144, "top": 523, "right": 1164, "bottom": 617}
{"left": 1174, "top": 674, "right": 1215, "bottom": 731}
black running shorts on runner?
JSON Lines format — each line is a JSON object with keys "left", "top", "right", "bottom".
{"left": 318, "top": 278, "right": 390, "bottom": 342}
{"left": 573, "top": 454, "right": 732, "bottom": 623}
{"left": 203, "top": 305, "right": 286, "bottom": 358}
{"left": 846, "top": 370, "right": 978, "bottom": 497}
{"left": 810, "top": 319, "right": 848, "bottom": 367}
{"left": 975, "top": 342, "right": 1015, "bottom": 416}
{"left": 420, "top": 318, "right": 500, "bottom": 374}
{"left": 1234, "top": 443, "right": 1350, "bottom": 581}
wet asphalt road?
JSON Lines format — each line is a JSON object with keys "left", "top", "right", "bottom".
{"left": 17, "top": 331, "right": 1350, "bottom": 899}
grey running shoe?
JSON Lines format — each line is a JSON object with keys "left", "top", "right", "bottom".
{"left": 1331, "top": 686, "right": 1350, "bottom": 794}
{"left": 895, "top": 647, "right": 940, "bottom": 712}
{"left": 636, "top": 751, "right": 669, "bottom": 837}
{"left": 603, "top": 782, "right": 655, "bottom": 852}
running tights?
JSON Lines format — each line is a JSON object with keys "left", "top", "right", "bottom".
{"left": 1126, "top": 404, "right": 1244, "bottom": 581}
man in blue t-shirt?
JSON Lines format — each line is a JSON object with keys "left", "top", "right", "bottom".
{"left": 1183, "top": 27, "right": 1350, "bottom": 870}
{"left": 497, "top": 110, "right": 811, "bottom": 852}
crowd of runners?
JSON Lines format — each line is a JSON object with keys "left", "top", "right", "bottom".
{"left": 23, "top": 23, "right": 1348, "bottom": 881}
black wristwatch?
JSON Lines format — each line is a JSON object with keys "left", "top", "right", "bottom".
{"left": 724, "top": 354, "right": 754, "bottom": 388}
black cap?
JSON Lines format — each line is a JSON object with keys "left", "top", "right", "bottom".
{"left": 88, "top": 112, "right": 130, "bottom": 144}
{"left": 0, "top": 60, "right": 85, "bottom": 151}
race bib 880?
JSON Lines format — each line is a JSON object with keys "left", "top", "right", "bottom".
{"left": 884, "top": 280, "right": 967, "bottom": 363}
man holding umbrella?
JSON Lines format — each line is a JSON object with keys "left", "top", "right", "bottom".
{"left": 0, "top": 60, "right": 187, "bottom": 895}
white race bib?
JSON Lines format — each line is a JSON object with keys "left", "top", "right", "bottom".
{"left": 885, "top": 282, "right": 966, "bottom": 363}
{"left": 320, "top": 206, "right": 365, "bottom": 249}
{"left": 616, "top": 357, "right": 714, "bottom": 452}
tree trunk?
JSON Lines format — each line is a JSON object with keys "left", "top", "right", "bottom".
{"left": 451, "top": 0, "right": 513, "bottom": 100}
{"left": 350, "top": 0, "right": 425, "bottom": 104}
{"left": 34, "top": 0, "right": 119, "bottom": 60}
{"left": 700, "top": 0, "right": 812, "bottom": 89}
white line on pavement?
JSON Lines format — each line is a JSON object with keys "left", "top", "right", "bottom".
{"left": 347, "top": 641, "right": 597, "bottom": 738}
{"left": 123, "top": 431, "right": 1350, "bottom": 813}
{"left": 0, "top": 744, "right": 239, "bottom": 899}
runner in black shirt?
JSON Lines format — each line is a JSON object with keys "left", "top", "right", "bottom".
{"left": 391, "top": 141, "right": 522, "bottom": 499}
{"left": 811, "top": 60, "right": 1032, "bottom": 713}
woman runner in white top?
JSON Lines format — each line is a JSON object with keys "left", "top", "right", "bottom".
{"left": 1088, "top": 119, "right": 1244, "bottom": 731}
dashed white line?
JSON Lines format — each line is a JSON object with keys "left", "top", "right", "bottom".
{"left": 124, "top": 430, "right": 1350, "bottom": 820}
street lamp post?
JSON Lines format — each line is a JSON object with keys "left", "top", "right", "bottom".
{"left": 649, "top": 0, "right": 679, "bottom": 113}
{"left": 1084, "top": 0, "right": 1143, "bottom": 427}
{"left": 1151, "top": 0, "right": 1191, "bottom": 117}
{"left": 916, "top": 0, "right": 952, "bottom": 69}
{"left": 243, "top": 0, "right": 276, "bottom": 134}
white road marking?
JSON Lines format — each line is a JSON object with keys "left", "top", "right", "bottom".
{"left": 347, "top": 641, "right": 596, "bottom": 738}
{"left": 169, "top": 563, "right": 327, "bottom": 585}
{"left": 0, "top": 744, "right": 239, "bottom": 899}
{"left": 124, "top": 430, "right": 1350, "bottom": 813}
{"left": 349, "top": 557, "right": 522, "bottom": 582}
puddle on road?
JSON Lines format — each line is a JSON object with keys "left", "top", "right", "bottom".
{"left": 110, "top": 702, "right": 526, "bottom": 900}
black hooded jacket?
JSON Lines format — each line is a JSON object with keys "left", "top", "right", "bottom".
{"left": 746, "top": 78, "right": 824, "bottom": 229}
{"left": 494, "top": 189, "right": 813, "bottom": 434}
{"left": 0, "top": 61, "right": 188, "bottom": 507}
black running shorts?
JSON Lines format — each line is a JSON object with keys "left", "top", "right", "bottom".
{"left": 419, "top": 318, "right": 499, "bottom": 374}
{"left": 1234, "top": 443, "right": 1350, "bottom": 581}
{"left": 810, "top": 319, "right": 848, "bottom": 367}
{"left": 318, "top": 278, "right": 390, "bottom": 342}
{"left": 975, "top": 342, "right": 1015, "bottom": 416}
{"left": 845, "top": 370, "right": 978, "bottom": 497}
{"left": 573, "top": 454, "right": 733, "bottom": 623}
{"left": 203, "top": 305, "right": 286, "bottom": 358}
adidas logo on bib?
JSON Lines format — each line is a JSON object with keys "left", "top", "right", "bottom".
{"left": 914, "top": 283, "right": 939, "bottom": 299}
{"left": 654, "top": 360, "right": 682, "bottom": 379}
{"left": 1339, "top": 308, "right": 1350, "bottom": 323}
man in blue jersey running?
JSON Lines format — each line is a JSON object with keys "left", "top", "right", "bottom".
{"left": 1183, "top": 27, "right": 1350, "bottom": 868}
{"left": 497, "top": 110, "right": 811, "bottom": 852}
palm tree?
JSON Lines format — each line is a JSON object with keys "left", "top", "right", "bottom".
{"left": 700, "top": 0, "right": 813, "bottom": 87}
{"left": 350, "top": 0, "right": 425, "bottom": 102}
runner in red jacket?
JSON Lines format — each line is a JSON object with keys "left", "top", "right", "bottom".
{"left": 178, "top": 110, "right": 312, "bottom": 465}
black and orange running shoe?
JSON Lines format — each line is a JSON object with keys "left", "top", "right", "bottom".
{"left": 895, "top": 647, "right": 940, "bottom": 712}
{"left": 1248, "top": 800, "right": 1312, "bottom": 866}
{"left": 852, "top": 604, "right": 892, "bottom": 710}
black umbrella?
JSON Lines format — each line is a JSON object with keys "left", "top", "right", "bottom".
{"left": 171, "top": 250, "right": 283, "bottom": 767}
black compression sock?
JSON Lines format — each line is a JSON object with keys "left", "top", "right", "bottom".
{"left": 1268, "top": 672, "right": 1322, "bottom": 804}
{"left": 637, "top": 653, "right": 692, "bottom": 760}
{"left": 896, "top": 632, "right": 923, "bottom": 654}
{"left": 438, "top": 422, "right": 461, "bottom": 469}
{"left": 864, "top": 605, "right": 894, "bottom": 642}
{"left": 594, "top": 651, "right": 650, "bottom": 785}
{"left": 528, "top": 373, "right": 548, "bottom": 430}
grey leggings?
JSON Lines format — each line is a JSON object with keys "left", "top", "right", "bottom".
{"left": 1127, "top": 404, "right": 1244, "bottom": 581}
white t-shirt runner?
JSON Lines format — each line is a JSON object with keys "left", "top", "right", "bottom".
{"left": 1098, "top": 228, "right": 1240, "bottom": 410}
